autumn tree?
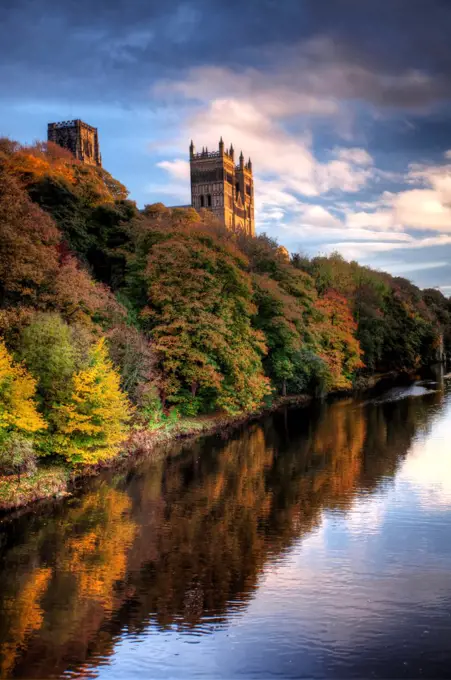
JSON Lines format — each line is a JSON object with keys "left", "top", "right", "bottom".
{"left": 52, "top": 338, "right": 132, "bottom": 464}
{"left": 0, "top": 340, "right": 46, "bottom": 455}
{"left": 0, "top": 169, "right": 60, "bottom": 307}
{"left": 141, "top": 226, "right": 270, "bottom": 414}
{"left": 314, "top": 290, "right": 364, "bottom": 390}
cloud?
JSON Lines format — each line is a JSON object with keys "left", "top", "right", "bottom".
{"left": 334, "top": 148, "right": 373, "bottom": 166}
{"left": 155, "top": 64, "right": 340, "bottom": 119}
{"left": 347, "top": 158, "right": 451, "bottom": 234}
{"left": 157, "top": 159, "right": 190, "bottom": 181}
{"left": 3, "top": 0, "right": 451, "bottom": 109}
{"left": 345, "top": 210, "right": 397, "bottom": 231}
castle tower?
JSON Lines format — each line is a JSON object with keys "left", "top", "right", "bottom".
{"left": 47, "top": 119, "right": 101, "bottom": 167}
{"left": 189, "top": 138, "right": 255, "bottom": 236}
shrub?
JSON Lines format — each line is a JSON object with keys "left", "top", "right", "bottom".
{"left": 136, "top": 385, "right": 179, "bottom": 430}
{"left": 287, "top": 349, "right": 332, "bottom": 397}
{"left": 0, "top": 434, "right": 37, "bottom": 479}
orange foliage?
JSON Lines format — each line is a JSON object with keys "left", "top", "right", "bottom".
{"left": 52, "top": 255, "right": 126, "bottom": 327}
{"left": 0, "top": 169, "right": 60, "bottom": 303}
{"left": 2, "top": 142, "right": 77, "bottom": 187}
{"left": 315, "top": 290, "right": 364, "bottom": 389}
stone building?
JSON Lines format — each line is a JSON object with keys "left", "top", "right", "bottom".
{"left": 190, "top": 138, "right": 255, "bottom": 236}
{"left": 47, "top": 119, "right": 101, "bottom": 167}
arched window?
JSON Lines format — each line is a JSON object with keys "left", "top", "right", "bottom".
{"left": 200, "top": 195, "right": 205, "bottom": 208}
{"left": 207, "top": 194, "right": 212, "bottom": 207}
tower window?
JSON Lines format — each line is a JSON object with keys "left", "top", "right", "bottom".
{"left": 207, "top": 194, "right": 212, "bottom": 207}
{"left": 200, "top": 195, "right": 205, "bottom": 208}
{"left": 246, "top": 184, "right": 251, "bottom": 195}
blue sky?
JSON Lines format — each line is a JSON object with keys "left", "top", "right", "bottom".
{"left": 2, "top": 0, "right": 451, "bottom": 290}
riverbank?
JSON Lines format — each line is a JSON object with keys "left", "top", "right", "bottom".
{"left": 0, "top": 366, "right": 428, "bottom": 515}
{"left": 0, "top": 394, "right": 312, "bottom": 513}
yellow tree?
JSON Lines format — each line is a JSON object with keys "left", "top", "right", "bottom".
{"left": 0, "top": 340, "right": 46, "bottom": 437}
{"left": 53, "top": 338, "right": 132, "bottom": 464}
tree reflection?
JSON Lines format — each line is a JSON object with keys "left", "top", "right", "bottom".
{"left": 0, "top": 386, "right": 445, "bottom": 678}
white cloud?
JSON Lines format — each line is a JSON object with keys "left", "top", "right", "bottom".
{"left": 337, "top": 163, "right": 451, "bottom": 237}
{"left": 345, "top": 210, "right": 397, "bottom": 231}
{"left": 320, "top": 235, "right": 451, "bottom": 263}
{"left": 157, "top": 158, "right": 190, "bottom": 181}
{"left": 155, "top": 64, "right": 340, "bottom": 119}
{"left": 392, "top": 188, "right": 451, "bottom": 231}
{"left": 386, "top": 261, "right": 449, "bottom": 274}
{"left": 316, "top": 159, "right": 373, "bottom": 193}
{"left": 334, "top": 147, "right": 373, "bottom": 166}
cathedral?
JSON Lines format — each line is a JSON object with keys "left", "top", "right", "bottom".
{"left": 46, "top": 122, "right": 255, "bottom": 236}
{"left": 189, "top": 138, "right": 255, "bottom": 236}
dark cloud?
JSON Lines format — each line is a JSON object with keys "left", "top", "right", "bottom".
{"left": 0, "top": 0, "right": 308, "bottom": 102}
{"left": 2, "top": 0, "right": 451, "bottom": 108}
{"left": 304, "top": 0, "right": 451, "bottom": 72}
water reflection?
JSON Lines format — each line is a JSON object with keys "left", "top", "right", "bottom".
{"left": 0, "top": 381, "right": 450, "bottom": 678}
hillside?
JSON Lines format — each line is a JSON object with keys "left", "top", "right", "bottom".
{"left": 1, "top": 138, "right": 450, "bottom": 499}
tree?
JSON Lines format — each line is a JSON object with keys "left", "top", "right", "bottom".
{"left": 315, "top": 290, "right": 364, "bottom": 390}
{"left": 107, "top": 323, "right": 156, "bottom": 406}
{"left": 0, "top": 169, "right": 60, "bottom": 306}
{"left": 142, "top": 226, "right": 270, "bottom": 414}
{"left": 0, "top": 340, "right": 46, "bottom": 440}
{"left": 19, "top": 313, "right": 81, "bottom": 410}
{"left": 51, "top": 255, "right": 126, "bottom": 328}
{"left": 238, "top": 235, "right": 324, "bottom": 396}
{"left": 52, "top": 338, "right": 132, "bottom": 464}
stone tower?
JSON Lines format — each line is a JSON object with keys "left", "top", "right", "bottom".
{"left": 189, "top": 138, "right": 255, "bottom": 236}
{"left": 47, "top": 119, "right": 101, "bottom": 167}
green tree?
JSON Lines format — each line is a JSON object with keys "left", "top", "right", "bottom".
{"left": 19, "top": 313, "right": 81, "bottom": 409}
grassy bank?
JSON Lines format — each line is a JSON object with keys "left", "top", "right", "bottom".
{"left": 0, "top": 465, "right": 69, "bottom": 511}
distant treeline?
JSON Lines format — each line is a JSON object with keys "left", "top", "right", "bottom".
{"left": 0, "top": 139, "right": 450, "bottom": 471}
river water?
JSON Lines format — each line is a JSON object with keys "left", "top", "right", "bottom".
{"left": 1, "top": 371, "right": 451, "bottom": 679}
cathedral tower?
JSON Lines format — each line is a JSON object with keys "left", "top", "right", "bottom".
{"left": 47, "top": 119, "right": 101, "bottom": 167}
{"left": 189, "top": 139, "right": 255, "bottom": 236}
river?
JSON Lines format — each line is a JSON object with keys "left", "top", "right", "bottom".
{"left": 1, "top": 370, "right": 451, "bottom": 679}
